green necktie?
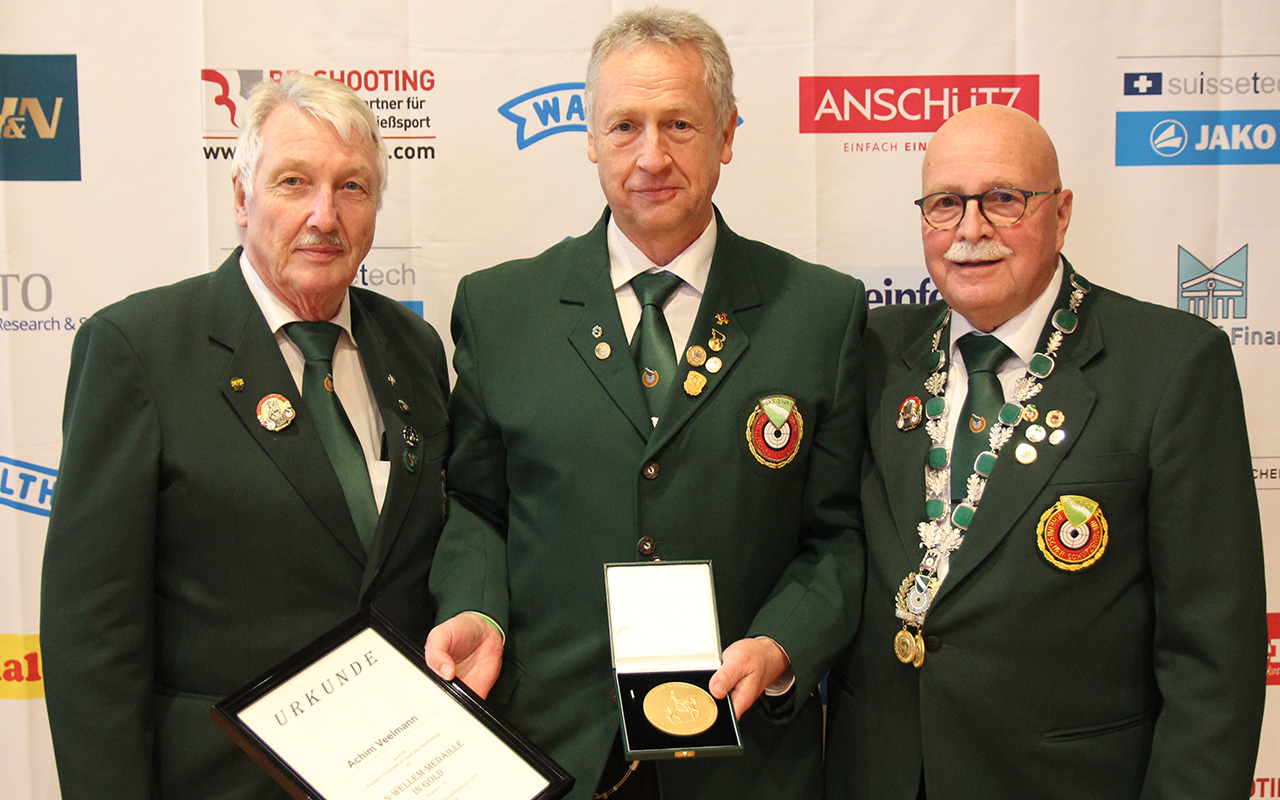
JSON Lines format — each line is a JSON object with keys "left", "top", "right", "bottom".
{"left": 286, "top": 321, "right": 378, "bottom": 553}
{"left": 951, "top": 333, "right": 1013, "bottom": 501}
{"left": 630, "top": 271, "right": 684, "bottom": 425}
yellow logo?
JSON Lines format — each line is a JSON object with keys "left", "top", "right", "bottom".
{"left": 0, "top": 97, "right": 64, "bottom": 139}
{"left": 0, "top": 634, "right": 44, "bottom": 699}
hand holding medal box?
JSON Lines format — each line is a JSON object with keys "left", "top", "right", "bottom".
{"left": 603, "top": 561, "right": 744, "bottom": 760}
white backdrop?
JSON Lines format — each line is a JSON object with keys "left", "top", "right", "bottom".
{"left": 2, "top": 1, "right": 1277, "bottom": 796}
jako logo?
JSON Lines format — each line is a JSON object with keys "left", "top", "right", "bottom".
{"left": 0, "top": 54, "right": 80, "bottom": 181}
{"left": 1117, "top": 110, "right": 1280, "bottom": 165}
{"left": 1178, "top": 245, "right": 1247, "bottom": 321}
{"left": 0, "top": 634, "right": 43, "bottom": 700}
{"left": 1150, "top": 119, "right": 1188, "bottom": 157}
{"left": 1268, "top": 613, "right": 1280, "bottom": 686}
{"left": 0, "top": 455, "right": 57, "bottom": 517}
{"left": 1123, "top": 72, "right": 1163, "bottom": 96}
{"left": 799, "top": 75, "right": 1039, "bottom": 134}
{"left": 498, "top": 83, "right": 586, "bottom": 149}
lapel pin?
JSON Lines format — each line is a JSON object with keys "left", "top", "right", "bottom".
{"left": 1025, "top": 424, "right": 1046, "bottom": 443}
{"left": 403, "top": 448, "right": 420, "bottom": 473}
{"left": 684, "top": 370, "right": 707, "bottom": 397}
{"left": 592, "top": 325, "right": 603, "bottom": 338}
{"left": 706, "top": 356, "right": 722, "bottom": 374}
{"left": 397, "top": 399, "right": 411, "bottom": 414}
{"left": 1049, "top": 429, "right": 1067, "bottom": 446}
{"left": 708, "top": 329, "right": 726, "bottom": 352}
{"left": 642, "top": 368, "right": 659, "bottom": 388}
{"left": 595, "top": 342, "right": 612, "bottom": 360}
{"left": 256, "top": 394, "right": 295, "bottom": 432}
{"left": 686, "top": 345, "right": 707, "bottom": 367}
{"left": 897, "top": 396, "right": 923, "bottom": 432}
{"left": 403, "top": 426, "right": 420, "bottom": 449}
{"left": 715, "top": 313, "right": 729, "bottom": 325}
{"left": 1015, "top": 442, "right": 1037, "bottom": 464}
{"left": 1046, "top": 409, "right": 1065, "bottom": 428}
{"left": 387, "top": 374, "right": 397, "bottom": 386}
{"left": 1022, "top": 404, "right": 1038, "bottom": 423}
{"left": 230, "top": 378, "right": 245, "bottom": 392}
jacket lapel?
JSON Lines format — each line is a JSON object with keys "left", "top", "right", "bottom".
{"left": 880, "top": 308, "right": 950, "bottom": 565}
{"left": 646, "top": 212, "right": 758, "bottom": 457}
{"left": 935, "top": 267, "right": 1104, "bottom": 603}
{"left": 209, "top": 250, "right": 366, "bottom": 565}
{"left": 563, "top": 212, "right": 653, "bottom": 442}
{"left": 350, "top": 297, "right": 425, "bottom": 595}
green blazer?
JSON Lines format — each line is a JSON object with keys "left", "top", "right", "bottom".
{"left": 40, "top": 250, "right": 450, "bottom": 800}
{"left": 825, "top": 262, "right": 1266, "bottom": 799}
{"left": 431, "top": 209, "right": 867, "bottom": 800}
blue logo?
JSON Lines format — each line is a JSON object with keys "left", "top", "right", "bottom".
{"left": 1123, "top": 72, "right": 1163, "bottom": 96}
{"left": 399, "top": 300, "right": 423, "bottom": 317}
{"left": 0, "top": 455, "right": 56, "bottom": 517}
{"left": 1117, "top": 110, "right": 1280, "bottom": 165}
{"left": 0, "top": 55, "right": 81, "bottom": 181}
{"left": 1178, "top": 245, "right": 1247, "bottom": 321}
{"left": 498, "top": 83, "right": 587, "bottom": 149}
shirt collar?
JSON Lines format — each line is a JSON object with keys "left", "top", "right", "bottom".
{"left": 607, "top": 214, "right": 716, "bottom": 293}
{"left": 239, "top": 250, "right": 356, "bottom": 341}
{"left": 949, "top": 256, "right": 1065, "bottom": 366}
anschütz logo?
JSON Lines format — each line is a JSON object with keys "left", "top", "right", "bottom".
{"left": 799, "top": 75, "right": 1040, "bottom": 134}
{"left": 498, "top": 83, "right": 587, "bottom": 149}
{"left": 0, "top": 54, "right": 80, "bottom": 181}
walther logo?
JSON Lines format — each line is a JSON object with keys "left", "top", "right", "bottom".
{"left": 0, "top": 634, "right": 43, "bottom": 699}
{"left": 0, "top": 54, "right": 81, "bottom": 180}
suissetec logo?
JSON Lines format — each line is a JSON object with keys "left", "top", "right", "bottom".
{"left": 0, "top": 634, "right": 42, "bottom": 700}
{"left": 1117, "top": 110, "right": 1280, "bottom": 165}
{"left": 1268, "top": 613, "right": 1280, "bottom": 686}
{"left": 1178, "top": 245, "right": 1246, "bottom": 321}
{"left": 799, "top": 75, "right": 1039, "bottom": 134}
{"left": 498, "top": 83, "right": 587, "bottom": 149}
{"left": 1123, "top": 72, "right": 1163, "bottom": 95}
{"left": 0, "top": 54, "right": 80, "bottom": 181}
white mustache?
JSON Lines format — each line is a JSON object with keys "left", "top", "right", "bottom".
{"left": 296, "top": 231, "right": 347, "bottom": 249}
{"left": 944, "top": 239, "right": 1013, "bottom": 262}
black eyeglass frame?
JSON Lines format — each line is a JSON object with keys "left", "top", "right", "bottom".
{"left": 914, "top": 187, "right": 1061, "bottom": 230}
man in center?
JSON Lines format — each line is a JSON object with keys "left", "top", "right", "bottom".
{"left": 426, "top": 7, "right": 866, "bottom": 799}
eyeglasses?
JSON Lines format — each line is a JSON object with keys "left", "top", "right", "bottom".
{"left": 914, "top": 188, "right": 1061, "bottom": 230}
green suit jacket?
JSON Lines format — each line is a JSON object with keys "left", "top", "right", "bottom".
{"left": 431, "top": 209, "right": 867, "bottom": 800}
{"left": 40, "top": 250, "right": 450, "bottom": 800}
{"left": 825, "top": 261, "right": 1266, "bottom": 800}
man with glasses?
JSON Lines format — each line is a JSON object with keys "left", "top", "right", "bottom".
{"left": 825, "top": 104, "right": 1265, "bottom": 799}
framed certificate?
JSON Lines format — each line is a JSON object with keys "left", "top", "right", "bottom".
{"left": 211, "top": 608, "right": 573, "bottom": 800}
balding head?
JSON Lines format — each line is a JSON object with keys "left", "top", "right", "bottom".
{"left": 918, "top": 105, "right": 1073, "bottom": 332}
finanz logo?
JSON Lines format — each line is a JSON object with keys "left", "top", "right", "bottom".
{"left": 1178, "top": 245, "right": 1247, "bottom": 321}
{"left": 1123, "top": 72, "right": 1163, "bottom": 95}
{"left": 0, "top": 54, "right": 80, "bottom": 181}
{"left": 499, "top": 83, "right": 586, "bottom": 149}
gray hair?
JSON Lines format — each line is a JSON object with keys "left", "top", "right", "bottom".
{"left": 233, "top": 72, "right": 387, "bottom": 209}
{"left": 585, "top": 6, "right": 736, "bottom": 131}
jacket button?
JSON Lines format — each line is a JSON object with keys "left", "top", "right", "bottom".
{"left": 641, "top": 461, "right": 660, "bottom": 480}
{"left": 637, "top": 536, "right": 657, "bottom": 556}
{"left": 923, "top": 635, "right": 941, "bottom": 653}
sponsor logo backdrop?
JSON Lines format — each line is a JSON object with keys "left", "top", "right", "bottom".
{"left": 1, "top": 1, "right": 1277, "bottom": 796}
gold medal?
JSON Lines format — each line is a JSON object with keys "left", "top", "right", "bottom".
{"left": 912, "top": 631, "right": 925, "bottom": 668}
{"left": 708, "top": 329, "right": 726, "bottom": 352}
{"left": 894, "top": 628, "right": 917, "bottom": 665}
{"left": 643, "top": 682, "right": 718, "bottom": 736}
{"left": 686, "top": 345, "right": 707, "bottom": 367}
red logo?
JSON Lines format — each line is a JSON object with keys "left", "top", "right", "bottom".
{"left": 1267, "top": 613, "right": 1280, "bottom": 686}
{"left": 798, "top": 75, "right": 1039, "bottom": 134}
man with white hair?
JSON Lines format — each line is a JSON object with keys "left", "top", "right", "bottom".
{"left": 426, "top": 7, "right": 866, "bottom": 800}
{"left": 825, "top": 104, "right": 1265, "bottom": 799}
{"left": 42, "top": 72, "right": 449, "bottom": 798}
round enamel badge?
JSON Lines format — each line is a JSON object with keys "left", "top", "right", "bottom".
{"left": 746, "top": 395, "right": 803, "bottom": 468}
{"left": 1037, "top": 494, "right": 1108, "bottom": 571}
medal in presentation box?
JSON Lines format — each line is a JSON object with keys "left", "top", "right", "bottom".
{"left": 603, "top": 560, "right": 744, "bottom": 760}
{"left": 211, "top": 607, "right": 573, "bottom": 800}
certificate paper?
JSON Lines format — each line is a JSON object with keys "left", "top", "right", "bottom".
{"left": 213, "top": 611, "right": 572, "bottom": 800}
